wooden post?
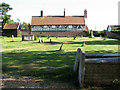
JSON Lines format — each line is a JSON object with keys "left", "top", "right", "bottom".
{"left": 22, "top": 35, "right": 24, "bottom": 41}
{"left": 12, "top": 35, "right": 14, "bottom": 42}
{"left": 50, "top": 39, "right": 52, "bottom": 43}
{"left": 59, "top": 43, "right": 63, "bottom": 51}
{"left": 73, "top": 36, "right": 76, "bottom": 40}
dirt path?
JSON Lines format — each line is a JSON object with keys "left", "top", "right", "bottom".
{"left": 2, "top": 73, "right": 75, "bottom": 88}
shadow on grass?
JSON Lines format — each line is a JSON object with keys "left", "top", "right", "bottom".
{"left": 67, "top": 40, "right": 119, "bottom": 45}
{"left": 2, "top": 50, "right": 78, "bottom": 87}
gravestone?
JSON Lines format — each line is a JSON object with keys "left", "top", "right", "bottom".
{"left": 39, "top": 37, "right": 41, "bottom": 43}
{"left": 42, "top": 38, "right": 44, "bottom": 43}
{"left": 90, "top": 30, "right": 94, "bottom": 38}
{"left": 12, "top": 35, "right": 14, "bottom": 42}
{"left": 22, "top": 35, "right": 35, "bottom": 41}
{"left": 74, "top": 48, "right": 85, "bottom": 88}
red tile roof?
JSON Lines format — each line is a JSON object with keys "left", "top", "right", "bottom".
{"left": 31, "top": 16, "right": 85, "bottom": 25}
{"left": 3, "top": 23, "right": 19, "bottom": 29}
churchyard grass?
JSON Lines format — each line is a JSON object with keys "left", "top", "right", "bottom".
{"left": 1, "top": 36, "right": 119, "bottom": 88}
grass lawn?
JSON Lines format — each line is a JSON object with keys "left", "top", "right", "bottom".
{"left": 1, "top": 36, "right": 119, "bottom": 88}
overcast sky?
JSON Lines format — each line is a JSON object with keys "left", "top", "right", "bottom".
{"left": 1, "top": 0, "right": 119, "bottom": 30}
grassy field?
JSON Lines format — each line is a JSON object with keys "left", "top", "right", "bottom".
{"left": 1, "top": 36, "right": 119, "bottom": 88}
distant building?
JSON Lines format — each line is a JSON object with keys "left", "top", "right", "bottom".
{"left": 30, "top": 9, "right": 88, "bottom": 37}
{"left": 2, "top": 23, "right": 20, "bottom": 37}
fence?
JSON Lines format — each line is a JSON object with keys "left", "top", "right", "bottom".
{"left": 74, "top": 48, "right": 120, "bottom": 88}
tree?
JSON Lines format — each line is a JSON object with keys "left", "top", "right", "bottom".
{"left": 0, "top": 2, "right": 12, "bottom": 28}
{"left": 6, "top": 19, "right": 18, "bottom": 24}
{"left": 21, "top": 22, "right": 29, "bottom": 30}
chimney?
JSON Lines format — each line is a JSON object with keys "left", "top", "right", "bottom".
{"left": 64, "top": 8, "right": 65, "bottom": 17}
{"left": 84, "top": 9, "right": 87, "bottom": 18}
{"left": 41, "top": 10, "right": 43, "bottom": 17}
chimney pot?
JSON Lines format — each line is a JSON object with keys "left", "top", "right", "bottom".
{"left": 64, "top": 8, "right": 65, "bottom": 17}
{"left": 84, "top": 9, "right": 87, "bottom": 18}
{"left": 41, "top": 10, "right": 43, "bottom": 17}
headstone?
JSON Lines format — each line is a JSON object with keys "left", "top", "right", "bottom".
{"left": 74, "top": 48, "right": 85, "bottom": 88}
{"left": 42, "top": 38, "right": 44, "bottom": 43}
{"left": 90, "top": 30, "right": 94, "bottom": 38}
{"left": 39, "top": 37, "right": 41, "bottom": 43}
{"left": 22, "top": 35, "right": 35, "bottom": 41}
{"left": 12, "top": 35, "right": 14, "bottom": 42}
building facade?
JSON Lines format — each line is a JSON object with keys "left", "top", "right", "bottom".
{"left": 31, "top": 9, "right": 88, "bottom": 36}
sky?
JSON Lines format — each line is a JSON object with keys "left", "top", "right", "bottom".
{"left": 1, "top": 0, "right": 119, "bottom": 31}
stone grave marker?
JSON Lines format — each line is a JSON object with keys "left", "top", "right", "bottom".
{"left": 42, "top": 38, "right": 44, "bottom": 43}
{"left": 90, "top": 30, "right": 94, "bottom": 38}
{"left": 12, "top": 35, "right": 14, "bottom": 42}
{"left": 39, "top": 37, "right": 41, "bottom": 43}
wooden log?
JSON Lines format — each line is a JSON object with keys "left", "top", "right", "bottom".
{"left": 59, "top": 43, "right": 63, "bottom": 51}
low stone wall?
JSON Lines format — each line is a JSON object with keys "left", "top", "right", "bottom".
{"left": 85, "top": 62, "right": 120, "bottom": 85}
{"left": 74, "top": 48, "right": 120, "bottom": 87}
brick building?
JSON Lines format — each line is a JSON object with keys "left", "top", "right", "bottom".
{"left": 30, "top": 9, "right": 88, "bottom": 37}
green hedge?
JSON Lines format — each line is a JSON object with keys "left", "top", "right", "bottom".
{"left": 84, "top": 30, "right": 104, "bottom": 37}
{"left": 111, "top": 30, "right": 120, "bottom": 35}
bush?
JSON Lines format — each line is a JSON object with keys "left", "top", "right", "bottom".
{"left": 111, "top": 30, "right": 120, "bottom": 35}
{"left": 84, "top": 30, "right": 104, "bottom": 37}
